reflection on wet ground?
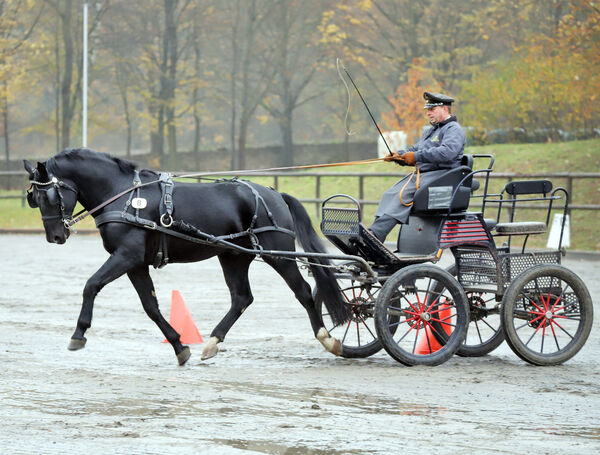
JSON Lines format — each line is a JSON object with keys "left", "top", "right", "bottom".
{"left": 1, "top": 235, "right": 599, "bottom": 453}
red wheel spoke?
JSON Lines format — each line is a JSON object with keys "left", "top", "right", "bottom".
{"left": 549, "top": 319, "right": 575, "bottom": 340}
{"left": 550, "top": 295, "right": 563, "bottom": 312}
{"left": 403, "top": 309, "right": 420, "bottom": 316}
{"left": 541, "top": 317, "right": 547, "bottom": 353}
{"left": 401, "top": 295, "right": 420, "bottom": 314}
{"left": 430, "top": 320, "right": 456, "bottom": 330}
{"left": 524, "top": 318, "right": 547, "bottom": 347}
{"left": 412, "top": 320, "right": 422, "bottom": 353}
{"left": 549, "top": 320, "right": 561, "bottom": 351}
{"left": 526, "top": 314, "right": 545, "bottom": 325}
{"left": 341, "top": 319, "right": 352, "bottom": 344}
{"left": 526, "top": 296, "right": 545, "bottom": 313}
{"left": 421, "top": 322, "right": 435, "bottom": 354}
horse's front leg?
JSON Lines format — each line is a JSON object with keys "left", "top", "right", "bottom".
{"left": 68, "top": 251, "right": 139, "bottom": 351}
{"left": 128, "top": 265, "right": 190, "bottom": 366}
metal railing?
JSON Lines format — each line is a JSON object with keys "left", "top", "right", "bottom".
{"left": 2, "top": 170, "right": 599, "bottom": 215}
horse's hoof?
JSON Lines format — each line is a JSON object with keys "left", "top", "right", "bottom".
{"left": 68, "top": 337, "right": 87, "bottom": 351}
{"left": 316, "top": 328, "right": 343, "bottom": 356}
{"left": 330, "top": 338, "right": 343, "bottom": 357}
{"left": 177, "top": 346, "right": 191, "bottom": 366}
{"left": 201, "top": 337, "right": 219, "bottom": 360}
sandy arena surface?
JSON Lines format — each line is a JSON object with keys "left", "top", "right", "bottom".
{"left": 1, "top": 234, "right": 599, "bottom": 454}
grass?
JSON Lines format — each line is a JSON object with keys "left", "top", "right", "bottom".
{"left": 3, "top": 139, "right": 599, "bottom": 249}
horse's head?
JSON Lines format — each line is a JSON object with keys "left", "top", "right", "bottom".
{"left": 24, "top": 159, "right": 78, "bottom": 244}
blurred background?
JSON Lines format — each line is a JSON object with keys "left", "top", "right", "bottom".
{"left": 0, "top": 0, "right": 597, "bottom": 170}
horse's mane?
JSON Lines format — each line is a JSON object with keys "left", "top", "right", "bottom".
{"left": 46, "top": 148, "right": 138, "bottom": 175}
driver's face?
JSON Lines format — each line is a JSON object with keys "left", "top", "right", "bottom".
{"left": 426, "top": 105, "right": 449, "bottom": 124}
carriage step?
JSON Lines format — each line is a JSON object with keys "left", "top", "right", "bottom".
{"left": 358, "top": 224, "right": 437, "bottom": 266}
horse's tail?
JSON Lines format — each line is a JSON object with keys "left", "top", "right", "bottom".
{"left": 281, "top": 193, "right": 350, "bottom": 326}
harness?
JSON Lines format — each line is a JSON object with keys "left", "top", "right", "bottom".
{"left": 94, "top": 173, "right": 295, "bottom": 268}
{"left": 27, "top": 177, "right": 78, "bottom": 227}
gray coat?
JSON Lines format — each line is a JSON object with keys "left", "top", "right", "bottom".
{"left": 374, "top": 116, "right": 466, "bottom": 223}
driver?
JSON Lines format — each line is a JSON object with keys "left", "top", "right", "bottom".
{"left": 369, "top": 91, "right": 466, "bottom": 242}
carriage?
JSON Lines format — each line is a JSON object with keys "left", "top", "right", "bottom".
{"left": 316, "top": 154, "right": 593, "bottom": 366}
{"left": 25, "top": 149, "right": 592, "bottom": 366}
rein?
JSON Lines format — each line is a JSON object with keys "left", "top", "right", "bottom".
{"left": 172, "top": 157, "right": 384, "bottom": 179}
{"left": 398, "top": 167, "right": 421, "bottom": 207}
{"left": 68, "top": 179, "right": 162, "bottom": 227}
{"left": 66, "top": 157, "right": 386, "bottom": 228}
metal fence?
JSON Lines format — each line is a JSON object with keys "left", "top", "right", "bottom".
{"left": 3, "top": 170, "right": 599, "bottom": 216}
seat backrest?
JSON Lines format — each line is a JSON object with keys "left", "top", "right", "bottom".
{"left": 461, "top": 154, "right": 474, "bottom": 169}
{"left": 412, "top": 166, "right": 473, "bottom": 214}
{"left": 504, "top": 180, "right": 552, "bottom": 195}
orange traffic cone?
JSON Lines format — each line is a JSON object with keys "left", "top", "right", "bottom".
{"left": 415, "top": 305, "right": 452, "bottom": 354}
{"left": 162, "top": 290, "right": 204, "bottom": 344}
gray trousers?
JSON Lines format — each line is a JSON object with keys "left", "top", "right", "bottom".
{"left": 368, "top": 214, "right": 399, "bottom": 242}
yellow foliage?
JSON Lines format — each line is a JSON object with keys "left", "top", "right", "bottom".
{"left": 382, "top": 59, "right": 440, "bottom": 144}
{"left": 357, "top": 0, "right": 373, "bottom": 12}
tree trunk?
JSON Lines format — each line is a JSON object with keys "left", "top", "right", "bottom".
{"left": 280, "top": 110, "right": 293, "bottom": 166}
{"left": 193, "top": 107, "right": 201, "bottom": 169}
{"left": 164, "top": 0, "right": 177, "bottom": 156}
{"left": 237, "top": 116, "right": 249, "bottom": 170}
{"left": 192, "top": 9, "right": 202, "bottom": 169}
{"left": 229, "top": 0, "right": 240, "bottom": 171}
{"left": 2, "top": 84, "right": 9, "bottom": 189}
{"left": 150, "top": 98, "right": 164, "bottom": 158}
{"left": 60, "top": 0, "right": 73, "bottom": 149}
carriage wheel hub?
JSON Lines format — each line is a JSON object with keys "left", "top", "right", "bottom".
{"left": 545, "top": 311, "right": 553, "bottom": 320}
{"left": 421, "top": 313, "right": 431, "bottom": 322}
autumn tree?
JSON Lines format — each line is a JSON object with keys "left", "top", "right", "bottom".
{"left": 261, "top": 0, "right": 331, "bottom": 166}
{"left": 222, "top": 0, "right": 277, "bottom": 170}
{"left": 0, "top": 0, "right": 43, "bottom": 171}
{"left": 460, "top": 0, "right": 599, "bottom": 138}
{"left": 382, "top": 59, "right": 439, "bottom": 143}
{"left": 42, "top": 0, "right": 108, "bottom": 150}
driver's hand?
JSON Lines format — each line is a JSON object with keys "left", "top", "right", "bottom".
{"left": 401, "top": 151, "right": 416, "bottom": 166}
{"left": 383, "top": 152, "right": 406, "bottom": 163}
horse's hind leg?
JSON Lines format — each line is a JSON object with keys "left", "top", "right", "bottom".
{"left": 128, "top": 265, "right": 191, "bottom": 366}
{"left": 202, "top": 253, "right": 254, "bottom": 360}
{"left": 264, "top": 257, "right": 343, "bottom": 356}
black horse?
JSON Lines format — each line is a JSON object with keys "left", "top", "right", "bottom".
{"left": 24, "top": 148, "right": 350, "bottom": 365}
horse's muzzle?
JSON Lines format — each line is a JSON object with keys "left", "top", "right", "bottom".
{"left": 46, "top": 226, "right": 70, "bottom": 244}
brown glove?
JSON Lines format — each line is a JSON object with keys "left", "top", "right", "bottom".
{"left": 383, "top": 152, "right": 406, "bottom": 163}
{"left": 401, "top": 151, "right": 416, "bottom": 165}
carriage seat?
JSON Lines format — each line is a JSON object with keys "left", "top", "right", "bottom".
{"left": 491, "top": 180, "right": 553, "bottom": 237}
{"left": 494, "top": 221, "right": 547, "bottom": 235}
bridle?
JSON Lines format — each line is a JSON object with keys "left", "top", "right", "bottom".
{"left": 27, "top": 176, "right": 79, "bottom": 228}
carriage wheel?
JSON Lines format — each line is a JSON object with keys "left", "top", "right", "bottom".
{"left": 315, "top": 280, "right": 391, "bottom": 358}
{"left": 374, "top": 264, "right": 469, "bottom": 366}
{"left": 501, "top": 264, "right": 593, "bottom": 366}
{"left": 430, "top": 265, "right": 505, "bottom": 357}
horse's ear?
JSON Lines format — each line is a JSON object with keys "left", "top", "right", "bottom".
{"left": 23, "top": 160, "right": 36, "bottom": 179}
{"left": 36, "top": 161, "right": 49, "bottom": 180}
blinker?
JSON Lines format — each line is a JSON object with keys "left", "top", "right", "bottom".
{"left": 27, "top": 190, "right": 38, "bottom": 208}
{"left": 47, "top": 187, "right": 58, "bottom": 205}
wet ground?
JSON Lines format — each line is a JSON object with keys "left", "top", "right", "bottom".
{"left": 1, "top": 234, "right": 599, "bottom": 454}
